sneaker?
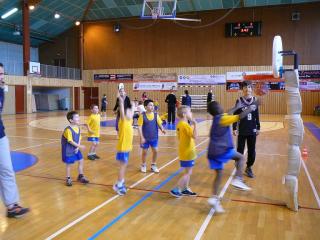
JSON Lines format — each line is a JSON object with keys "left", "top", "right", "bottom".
{"left": 245, "top": 167, "right": 255, "bottom": 178}
{"left": 208, "top": 197, "right": 225, "bottom": 213}
{"left": 181, "top": 188, "right": 197, "bottom": 196}
{"left": 7, "top": 204, "right": 30, "bottom": 218}
{"left": 66, "top": 177, "right": 72, "bottom": 186}
{"left": 93, "top": 154, "right": 100, "bottom": 160}
{"left": 231, "top": 177, "right": 251, "bottom": 191}
{"left": 151, "top": 164, "right": 160, "bottom": 173}
{"left": 113, "top": 183, "right": 127, "bottom": 196}
{"left": 77, "top": 175, "right": 89, "bottom": 184}
{"left": 87, "top": 155, "right": 95, "bottom": 160}
{"left": 140, "top": 164, "right": 147, "bottom": 173}
{"left": 170, "top": 188, "right": 182, "bottom": 198}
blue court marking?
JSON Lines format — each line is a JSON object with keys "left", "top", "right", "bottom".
{"left": 304, "top": 122, "right": 320, "bottom": 141}
{"left": 88, "top": 149, "right": 207, "bottom": 240}
{"left": 11, "top": 151, "right": 38, "bottom": 172}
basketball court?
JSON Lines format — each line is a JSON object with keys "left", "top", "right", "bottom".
{"left": 0, "top": 0, "right": 319, "bottom": 239}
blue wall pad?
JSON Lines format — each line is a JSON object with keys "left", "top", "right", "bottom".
{"left": 10, "top": 152, "right": 38, "bottom": 172}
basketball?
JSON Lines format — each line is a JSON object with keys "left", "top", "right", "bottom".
{"left": 254, "top": 82, "right": 269, "bottom": 96}
{"left": 118, "top": 83, "right": 124, "bottom": 90}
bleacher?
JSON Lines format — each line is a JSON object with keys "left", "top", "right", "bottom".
{"left": 180, "top": 95, "right": 209, "bottom": 110}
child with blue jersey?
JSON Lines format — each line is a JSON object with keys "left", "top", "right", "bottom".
{"left": 170, "top": 106, "right": 197, "bottom": 197}
{"left": 206, "top": 100, "right": 258, "bottom": 213}
{"left": 61, "top": 111, "right": 89, "bottom": 186}
{"left": 85, "top": 104, "right": 101, "bottom": 160}
{"left": 138, "top": 99, "right": 166, "bottom": 173}
{"left": 113, "top": 91, "right": 134, "bottom": 196}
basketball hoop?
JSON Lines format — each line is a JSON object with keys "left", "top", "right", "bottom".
{"left": 151, "top": 7, "right": 163, "bottom": 19}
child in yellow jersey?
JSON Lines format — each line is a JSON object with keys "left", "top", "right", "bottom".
{"left": 170, "top": 106, "right": 197, "bottom": 197}
{"left": 113, "top": 89, "right": 133, "bottom": 196}
{"left": 85, "top": 104, "right": 101, "bottom": 160}
{"left": 138, "top": 99, "right": 166, "bottom": 173}
{"left": 61, "top": 111, "right": 89, "bottom": 187}
{"left": 206, "top": 101, "right": 258, "bottom": 213}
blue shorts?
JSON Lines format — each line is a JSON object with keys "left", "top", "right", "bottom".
{"left": 180, "top": 160, "right": 195, "bottom": 168}
{"left": 208, "top": 149, "right": 236, "bottom": 170}
{"left": 88, "top": 137, "right": 100, "bottom": 143}
{"left": 141, "top": 139, "right": 158, "bottom": 149}
{"left": 116, "top": 152, "right": 130, "bottom": 163}
{"left": 63, "top": 151, "right": 83, "bottom": 164}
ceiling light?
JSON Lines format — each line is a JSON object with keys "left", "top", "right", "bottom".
{"left": 29, "top": 5, "right": 35, "bottom": 10}
{"left": 75, "top": 21, "right": 80, "bottom": 26}
{"left": 54, "top": 13, "right": 60, "bottom": 19}
{"left": 1, "top": 8, "right": 18, "bottom": 19}
{"left": 114, "top": 23, "right": 120, "bottom": 33}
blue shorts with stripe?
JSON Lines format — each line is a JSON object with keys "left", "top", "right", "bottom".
{"left": 116, "top": 152, "right": 130, "bottom": 163}
{"left": 88, "top": 137, "right": 100, "bottom": 143}
{"left": 63, "top": 151, "right": 83, "bottom": 164}
{"left": 208, "top": 148, "right": 236, "bottom": 170}
{"left": 180, "top": 160, "right": 195, "bottom": 168}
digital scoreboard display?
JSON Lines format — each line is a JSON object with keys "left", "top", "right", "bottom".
{"left": 225, "top": 21, "right": 262, "bottom": 37}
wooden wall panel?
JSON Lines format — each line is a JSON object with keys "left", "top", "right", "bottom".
{"left": 83, "top": 3, "right": 320, "bottom": 69}
{"left": 83, "top": 64, "right": 320, "bottom": 115}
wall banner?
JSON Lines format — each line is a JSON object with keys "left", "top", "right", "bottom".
{"left": 94, "top": 74, "right": 133, "bottom": 82}
{"left": 178, "top": 75, "right": 226, "bottom": 85}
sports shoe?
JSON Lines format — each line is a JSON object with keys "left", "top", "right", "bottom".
{"left": 181, "top": 188, "right": 197, "bottom": 196}
{"left": 140, "top": 164, "right": 147, "bottom": 173}
{"left": 245, "top": 167, "right": 255, "bottom": 178}
{"left": 208, "top": 196, "right": 225, "bottom": 213}
{"left": 151, "top": 164, "right": 160, "bottom": 173}
{"left": 170, "top": 188, "right": 182, "bottom": 198}
{"left": 231, "top": 177, "right": 251, "bottom": 191}
{"left": 66, "top": 177, "right": 72, "bottom": 186}
{"left": 7, "top": 204, "right": 30, "bottom": 218}
{"left": 87, "top": 155, "right": 95, "bottom": 160}
{"left": 77, "top": 175, "right": 89, "bottom": 184}
{"left": 93, "top": 154, "right": 100, "bottom": 160}
{"left": 113, "top": 183, "right": 127, "bottom": 196}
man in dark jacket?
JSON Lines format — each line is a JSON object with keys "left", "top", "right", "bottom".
{"left": 165, "top": 90, "right": 177, "bottom": 124}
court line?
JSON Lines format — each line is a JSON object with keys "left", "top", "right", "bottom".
{"left": 301, "top": 159, "right": 320, "bottom": 208}
{"left": 13, "top": 140, "right": 60, "bottom": 151}
{"left": 8, "top": 136, "right": 177, "bottom": 149}
{"left": 44, "top": 138, "right": 209, "bottom": 240}
{"left": 18, "top": 173, "right": 320, "bottom": 211}
{"left": 194, "top": 168, "right": 236, "bottom": 240}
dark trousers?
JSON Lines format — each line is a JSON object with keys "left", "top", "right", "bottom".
{"left": 237, "top": 135, "right": 257, "bottom": 168}
{"left": 168, "top": 105, "right": 176, "bottom": 124}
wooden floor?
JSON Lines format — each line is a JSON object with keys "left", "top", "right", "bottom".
{"left": 0, "top": 111, "right": 319, "bottom": 240}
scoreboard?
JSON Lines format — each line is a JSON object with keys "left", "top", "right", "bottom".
{"left": 225, "top": 21, "right": 262, "bottom": 37}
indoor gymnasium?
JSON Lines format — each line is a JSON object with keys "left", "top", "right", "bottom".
{"left": 0, "top": 0, "right": 319, "bottom": 239}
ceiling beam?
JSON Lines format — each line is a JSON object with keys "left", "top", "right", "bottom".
{"left": 82, "top": 0, "right": 95, "bottom": 21}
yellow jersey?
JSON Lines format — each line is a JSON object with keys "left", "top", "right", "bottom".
{"left": 86, "top": 114, "right": 101, "bottom": 138}
{"left": 63, "top": 125, "right": 81, "bottom": 143}
{"left": 176, "top": 121, "right": 197, "bottom": 161}
{"left": 137, "top": 112, "right": 162, "bottom": 127}
{"left": 117, "top": 117, "right": 133, "bottom": 152}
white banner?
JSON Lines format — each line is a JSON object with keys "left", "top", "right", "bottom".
{"left": 133, "top": 82, "right": 178, "bottom": 91}
{"left": 178, "top": 75, "right": 226, "bottom": 85}
{"left": 226, "top": 71, "right": 273, "bottom": 81}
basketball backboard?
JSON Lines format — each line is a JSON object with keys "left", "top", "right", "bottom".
{"left": 141, "top": 0, "right": 177, "bottom": 19}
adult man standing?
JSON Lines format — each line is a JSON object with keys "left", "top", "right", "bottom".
{"left": 207, "top": 89, "right": 213, "bottom": 103}
{"left": 0, "top": 63, "right": 29, "bottom": 218}
{"left": 165, "top": 89, "right": 177, "bottom": 125}
{"left": 233, "top": 82, "right": 260, "bottom": 178}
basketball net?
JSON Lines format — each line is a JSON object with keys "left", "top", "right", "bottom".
{"left": 151, "top": 7, "right": 163, "bottom": 19}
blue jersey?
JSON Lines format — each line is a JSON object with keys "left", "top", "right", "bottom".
{"left": 61, "top": 126, "right": 80, "bottom": 161}
{"left": 142, "top": 112, "right": 159, "bottom": 141}
{"left": 208, "top": 114, "right": 234, "bottom": 159}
